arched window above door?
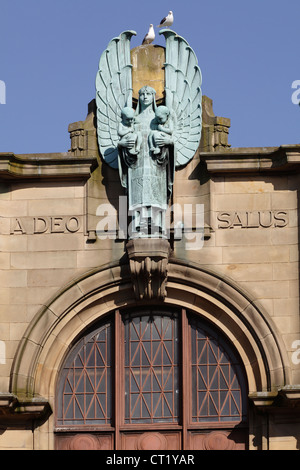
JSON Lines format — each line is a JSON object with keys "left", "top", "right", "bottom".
{"left": 124, "top": 311, "right": 180, "bottom": 424}
{"left": 57, "top": 320, "right": 113, "bottom": 428}
{"left": 190, "top": 316, "right": 247, "bottom": 424}
{"left": 56, "top": 307, "right": 248, "bottom": 450}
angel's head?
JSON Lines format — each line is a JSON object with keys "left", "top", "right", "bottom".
{"left": 155, "top": 106, "right": 170, "bottom": 124}
{"left": 138, "top": 86, "right": 156, "bottom": 109}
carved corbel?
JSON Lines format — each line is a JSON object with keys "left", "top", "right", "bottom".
{"left": 126, "top": 238, "right": 171, "bottom": 301}
{"left": 0, "top": 393, "right": 52, "bottom": 429}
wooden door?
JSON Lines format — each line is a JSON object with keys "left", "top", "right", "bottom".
{"left": 119, "top": 310, "right": 182, "bottom": 450}
{"left": 55, "top": 307, "right": 248, "bottom": 450}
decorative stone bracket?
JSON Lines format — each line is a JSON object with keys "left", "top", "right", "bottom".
{"left": 249, "top": 386, "right": 300, "bottom": 411}
{"left": 126, "top": 238, "right": 171, "bottom": 301}
{"left": 0, "top": 394, "right": 51, "bottom": 429}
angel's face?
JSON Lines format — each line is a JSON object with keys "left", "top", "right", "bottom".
{"left": 139, "top": 90, "right": 153, "bottom": 106}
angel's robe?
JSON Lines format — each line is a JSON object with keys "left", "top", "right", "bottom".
{"left": 119, "top": 107, "right": 174, "bottom": 238}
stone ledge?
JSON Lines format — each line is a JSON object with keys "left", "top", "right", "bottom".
{"left": 249, "top": 385, "right": 300, "bottom": 411}
{"left": 0, "top": 152, "right": 97, "bottom": 180}
{"left": 279, "top": 385, "right": 300, "bottom": 403}
{"left": 0, "top": 393, "right": 52, "bottom": 429}
{"left": 201, "top": 145, "right": 300, "bottom": 173}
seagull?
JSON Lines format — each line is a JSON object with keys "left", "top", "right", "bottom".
{"left": 142, "top": 24, "right": 155, "bottom": 45}
{"left": 157, "top": 11, "right": 173, "bottom": 28}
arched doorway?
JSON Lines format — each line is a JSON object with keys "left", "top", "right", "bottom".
{"left": 55, "top": 307, "right": 248, "bottom": 450}
{"left": 10, "top": 261, "right": 290, "bottom": 449}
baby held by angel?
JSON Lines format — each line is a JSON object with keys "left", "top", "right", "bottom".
{"left": 118, "top": 107, "right": 141, "bottom": 156}
{"left": 149, "top": 105, "right": 174, "bottom": 156}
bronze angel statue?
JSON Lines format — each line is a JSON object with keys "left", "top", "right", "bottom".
{"left": 95, "top": 29, "right": 202, "bottom": 239}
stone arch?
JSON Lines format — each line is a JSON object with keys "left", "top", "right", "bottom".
{"left": 10, "top": 259, "right": 290, "bottom": 406}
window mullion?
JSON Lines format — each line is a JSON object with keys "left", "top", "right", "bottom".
{"left": 181, "top": 308, "right": 189, "bottom": 448}
{"left": 114, "top": 309, "right": 123, "bottom": 449}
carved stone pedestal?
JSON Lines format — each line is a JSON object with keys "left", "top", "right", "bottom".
{"left": 126, "top": 238, "right": 171, "bottom": 301}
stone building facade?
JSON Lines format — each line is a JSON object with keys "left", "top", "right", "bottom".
{"left": 0, "top": 44, "right": 300, "bottom": 450}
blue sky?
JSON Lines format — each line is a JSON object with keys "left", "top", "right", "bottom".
{"left": 1, "top": 0, "right": 299, "bottom": 154}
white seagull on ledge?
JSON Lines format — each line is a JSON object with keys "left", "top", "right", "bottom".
{"left": 142, "top": 24, "right": 155, "bottom": 44}
{"left": 157, "top": 11, "right": 173, "bottom": 28}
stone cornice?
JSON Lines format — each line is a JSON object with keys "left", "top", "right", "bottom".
{"left": 1, "top": 144, "right": 300, "bottom": 180}
{"left": 0, "top": 152, "right": 98, "bottom": 180}
{"left": 201, "top": 144, "right": 300, "bottom": 174}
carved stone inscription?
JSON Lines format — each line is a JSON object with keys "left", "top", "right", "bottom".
{"left": 10, "top": 216, "right": 81, "bottom": 235}
{"left": 217, "top": 211, "right": 288, "bottom": 229}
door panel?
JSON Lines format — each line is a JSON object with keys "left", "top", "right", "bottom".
{"left": 56, "top": 428, "right": 247, "bottom": 450}
{"left": 121, "top": 431, "right": 181, "bottom": 450}
{"left": 56, "top": 433, "right": 114, "bottom": 450}
{"left": 189, "top": 429, "right": 247, "bottom": 450}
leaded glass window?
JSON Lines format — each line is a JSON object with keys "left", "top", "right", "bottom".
{"left": 56, "top": 308, "right": 247, "bottom": 435}
{"left": 124, "top": 311, "right": 179, "bottom": 424}
{"left": 57, "top": 321, "right": 112, "bottom": 427}
{"left": 190, "top": 316, "right": 247, "bottom": 423}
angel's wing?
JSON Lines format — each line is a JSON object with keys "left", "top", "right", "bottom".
{"left": 159, "top": 29, "right": 202, "bottom": 168}
{"left": 96, "top": 30, "right": 136, "bottom": 169}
